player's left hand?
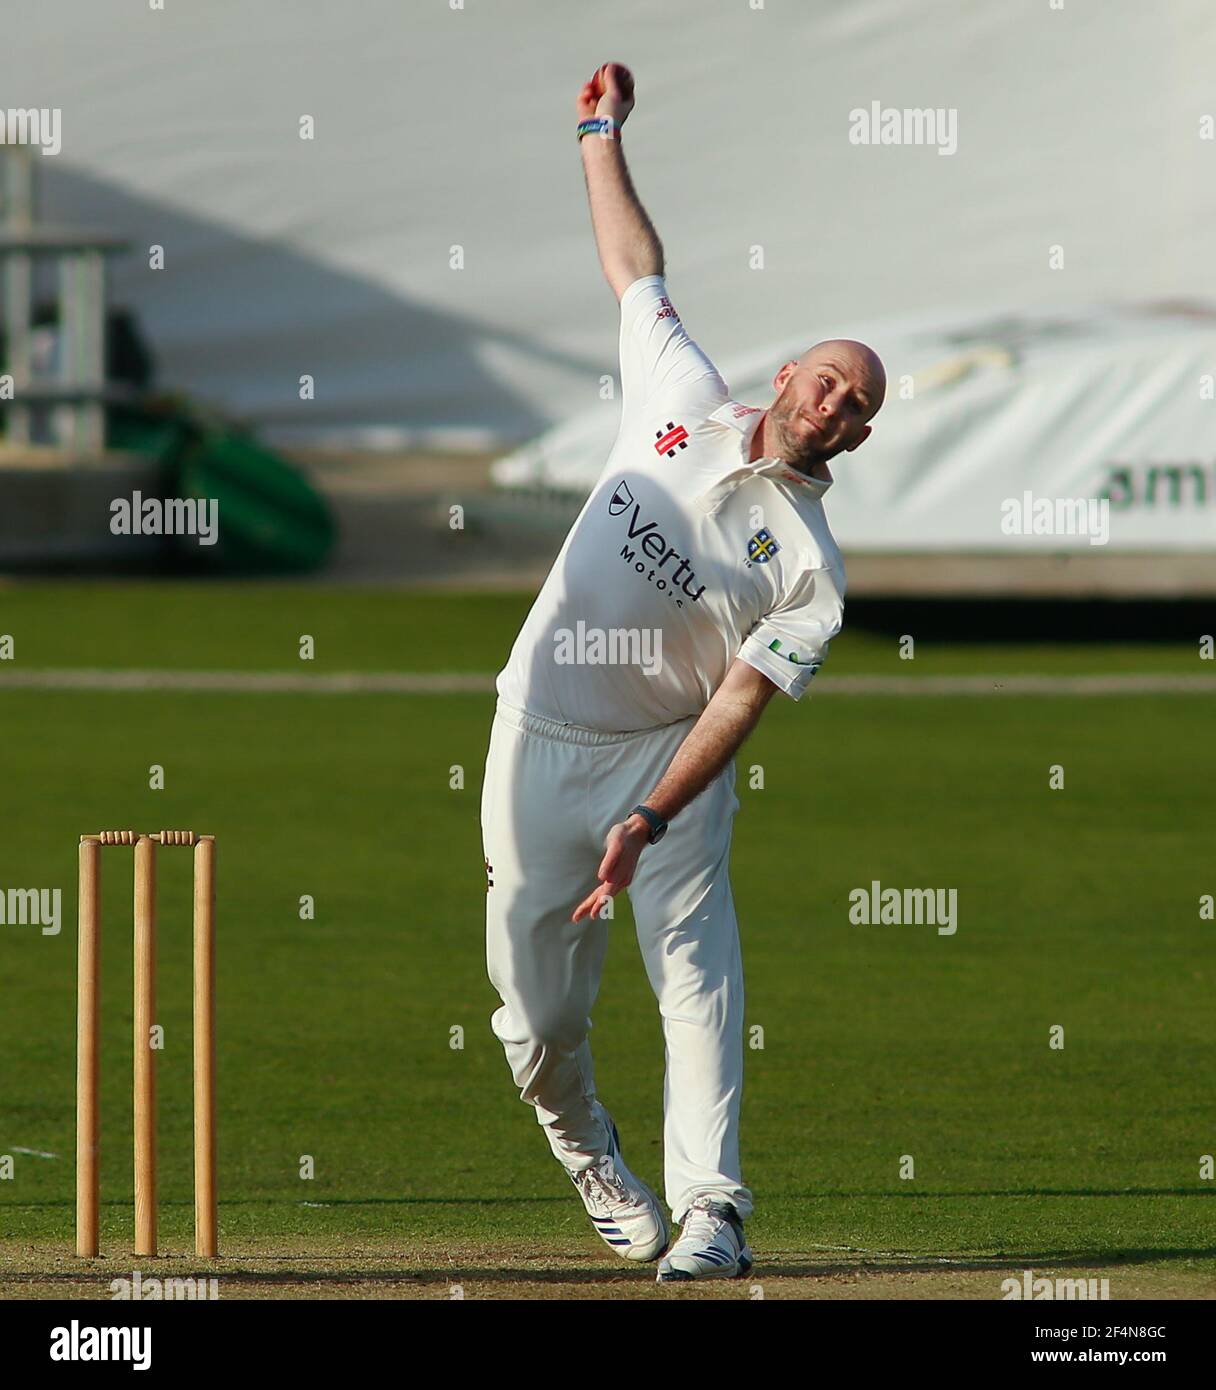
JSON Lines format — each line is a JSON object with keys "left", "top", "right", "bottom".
{"left": 571, "top": 819, "right": 648, "bottom": 922}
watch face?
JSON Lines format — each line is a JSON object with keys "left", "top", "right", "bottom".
{"left": 651, "top": 823, "right": 667, "bottom": 844}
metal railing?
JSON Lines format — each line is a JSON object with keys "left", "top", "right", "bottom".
{"left": 0, "top": 149, "right": 130, "bottom": 456}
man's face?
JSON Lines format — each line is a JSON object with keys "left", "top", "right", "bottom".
{"left": 766, "top": 342, "right": 885, "bottom": 471}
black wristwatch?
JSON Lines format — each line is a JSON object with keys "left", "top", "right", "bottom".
{"left": 630, "top": 804, "right": 668, "bottom": 845}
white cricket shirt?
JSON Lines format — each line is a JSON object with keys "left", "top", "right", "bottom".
{"left": 495, "top": 275, "right": 848, "bottom": 733}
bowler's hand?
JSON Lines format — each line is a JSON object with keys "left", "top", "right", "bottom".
{"left": 571, "top": 817, "right": 649, "bottom": 922}
{"left": 575, "top": 62, "right": 635, "bottom": 126}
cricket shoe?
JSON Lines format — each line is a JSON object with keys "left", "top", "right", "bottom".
{"left": 567, "top": 1111, "right": 668, "bottom": 1263}
{"left": 656, "top": 1196, "right": 754, "bottom": 1282}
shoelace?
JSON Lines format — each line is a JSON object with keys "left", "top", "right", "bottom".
{"left": 679, "top": 1199, "right": 734, "bottom": 1247}
{"left": 573, "top": 1158, "right": 632, "bottom": 1214}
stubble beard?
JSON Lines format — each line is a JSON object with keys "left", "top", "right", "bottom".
{"left": 769, "top": 402, "right": 829, "bottom": 475}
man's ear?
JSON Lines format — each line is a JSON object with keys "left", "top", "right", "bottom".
{"left": 845, "top": 425, "right": 872, "bottom": 452}
{"left": 772, "top": 361, "right": 797, "bottom": 393}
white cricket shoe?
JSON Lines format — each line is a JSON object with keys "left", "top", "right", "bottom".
{"left": 567, "top": 1111, "right": 669, "bottom": 1263}
{"left": 656, "top": 1196, "right": 754, "bottom": 1282}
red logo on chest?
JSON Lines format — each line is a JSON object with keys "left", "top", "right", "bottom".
{"left": 654, "top": 421, "right": 690, "bottom": 458}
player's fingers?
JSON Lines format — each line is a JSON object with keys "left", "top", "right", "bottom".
{"left": 605, "top": 62, "right": 632, "bottom": 97}
{"left": 598, "top": 857, "right": 634, "bottom": 892}
{"left": 586, "top": 878, "right": 622, "bottom": 915}
{"left": 572, "top": 886, "right": 611, "bottom": 923}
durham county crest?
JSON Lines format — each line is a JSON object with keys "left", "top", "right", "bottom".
{"left": 746, "top": 528, "right": 781, "bottom": 565}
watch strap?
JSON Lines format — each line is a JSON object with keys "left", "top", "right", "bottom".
{"left": 630, "top": 804, "right": 667, "bottom": 843}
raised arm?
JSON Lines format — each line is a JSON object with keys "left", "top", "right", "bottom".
{"left": 576, "top": 63, "right": 663, "bottom": 301}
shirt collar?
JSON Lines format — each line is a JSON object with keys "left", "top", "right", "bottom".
{"left": 696, "top": 400, "right": 833, "bottom": 516}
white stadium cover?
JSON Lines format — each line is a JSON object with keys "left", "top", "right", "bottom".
{"left": 493, "top": 302, "right": 1216, "bottom": 552}
{"left": 4, "top": 0, "right": 1214, "bottom": 552}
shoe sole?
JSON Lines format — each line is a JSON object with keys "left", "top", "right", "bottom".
{"left": 656, "top": 1247, "right": 754, "bottom": 1283}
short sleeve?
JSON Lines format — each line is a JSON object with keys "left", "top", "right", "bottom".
{"left": 618, "top": 276, "right": 725, "bottom": 419}
{"left": 737, "top": 565, "right": 846, "bottom": 700}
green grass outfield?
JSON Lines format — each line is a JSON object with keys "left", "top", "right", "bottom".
{"left": 0, "top": 582, "right": 1213, "bottom": 1300}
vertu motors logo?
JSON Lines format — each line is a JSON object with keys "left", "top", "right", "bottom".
{"left": 608, "top": 480, "right": 634, "bottom": 516}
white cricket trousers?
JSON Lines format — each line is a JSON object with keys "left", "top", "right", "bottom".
{"left": 481, "top": 697, "right": 753, "bottom": 1225}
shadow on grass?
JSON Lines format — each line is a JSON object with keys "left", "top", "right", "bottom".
{"left": 6, "top": 1186, "right": 1213, "bottom": 1211}
{"left": 4, "top": 1245, "right": 1215, "bottom": 1289}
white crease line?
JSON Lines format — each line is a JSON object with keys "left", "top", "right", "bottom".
{"left": 806, "top": 1243, "right": 995, "bottom": 1265}
{"left": 0, "top": 669, "right": 494, "bottom": 693}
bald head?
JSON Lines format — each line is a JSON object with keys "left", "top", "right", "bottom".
{"left": 798, "top": 339, "right": 886, "bottom": 415}
{"left": 756, "top": 337, "right": 886, "bottom": 474}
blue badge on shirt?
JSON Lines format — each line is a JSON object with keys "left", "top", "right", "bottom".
{"left": 746, "top": 528, "right": 781, "bottom": 565}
